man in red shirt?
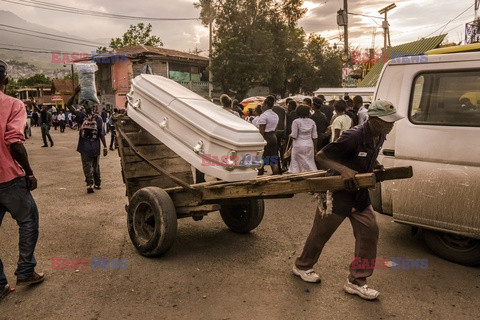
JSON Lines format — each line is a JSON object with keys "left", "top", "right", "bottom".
{"left": 0, "top": 60, "right": 44, "bottom": 302}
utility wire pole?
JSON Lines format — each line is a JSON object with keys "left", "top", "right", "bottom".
{"left": 208, "top": 20, "right": 213, "bottom": 101}
{"left": 379, "top": 3, "right": 396, "bottom": 51}
{"left": 344, "top": 0, "right": 348, "bottom": 58}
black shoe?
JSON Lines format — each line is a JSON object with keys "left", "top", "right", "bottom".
{"left": 41, "top": 144, "right": 48, "bottom": 148}
{"left": 87, "top": 185, "right": 94, "bottom": 193}
{"left": 109, "top": 147, "right": 114, "bottom": 151}
{"left": 0, "top": 284, "right": 11, "bottom": 301}
{"left": 50, "top": 141, "right": 54, "bottom": 147}
{"left": 94, "top": 184, "right": 101, "bottom": 190}
{"left": 16, "top": 272, "right": 45, "bottom": 286}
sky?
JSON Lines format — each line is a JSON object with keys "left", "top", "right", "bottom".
{"left": 0, "top": 0, "right": 477, "bottom": 55}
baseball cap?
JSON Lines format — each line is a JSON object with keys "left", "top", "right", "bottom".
{"left": 368, "top": 100, "right": 404, "bottom": 122}
{"left": 0, "top": 59, "right": 8, "bottom": 82}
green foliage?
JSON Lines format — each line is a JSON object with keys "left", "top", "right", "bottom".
{"left": 17, "top": 74, "right": 52, "bottom": 87}
{"left": 64, "top": 72, "right": 78, "bottom": 81}
{"left": 5, "top": 78, "right": 20, "bottom": 96}
{"left": 197, "top": 0, "right": 342, "bottom": 98}
{"left": 109, "top": 23, "right": 163, "bottom": 49}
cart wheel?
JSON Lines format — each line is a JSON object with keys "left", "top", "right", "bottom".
{"left": 128, "top": 187, "right": 177, "bottom": 257}
{"left": 220, "top": 199, "right": 264, "bottom": 233}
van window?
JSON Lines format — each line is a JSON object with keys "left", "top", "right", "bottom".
{"left": 409, "top": 70, "right": 480, "bottom": 127}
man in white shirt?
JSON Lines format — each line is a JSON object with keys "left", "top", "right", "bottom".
{"left": 257, "top": 95, "right": 280, "bottom": 175}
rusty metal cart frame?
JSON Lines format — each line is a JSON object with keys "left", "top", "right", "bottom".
{"left": 114, "top": 116, "right": 412, "bottom": 257}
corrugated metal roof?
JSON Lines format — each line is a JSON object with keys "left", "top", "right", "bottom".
{"left": 359, "top": 34, "right": 447, "bottom": 87}
{"left": 74, "top": 45, "right": 209, "bottom": 64}
{"left": 115, "top": 45, "right": 209, "bottom": 62}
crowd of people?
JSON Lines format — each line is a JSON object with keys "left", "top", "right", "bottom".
{"left": 1, "top": 55, "right": 404, "bottom": 303}
{"left": 220, "top": 93, "right": 372, "bottom": 175}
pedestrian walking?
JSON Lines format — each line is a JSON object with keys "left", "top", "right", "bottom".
{"left": 330, "top": 100, "right": 352, "bottom": 142}
{"left": 257, "top": 95, "right": 280, "bottom": 175}
{"left": 34, "top": 102, "right": 54, "bottom": 147}
{"left": 31, "top": 110, "right": 39, "bottom": 127}
{"left": 66, "top": 86, "right": 108, "bottom": 194}
{"left": 273, "top": 103, "right": 287, "bottom": 173}
{"left": 108, "top": 108, "right": 117, "bottom": 151}
{"left": 288, "top": 105, "right": 318, "bottom": 173}
{"left": 310, "top": 97, "right": 329, "bottom": 151}
{"left": 58, "top": 110, "right": 66, "bottom": 133}
{"left": 0, "top": 60, "right": 44, "bottom": 302}
{"left": 292, "top": 100, "right": 404, "bottom": 300}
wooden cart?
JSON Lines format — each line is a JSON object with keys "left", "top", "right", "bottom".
{"left": 114, "top": 115, "right": 412, "bottom": 257}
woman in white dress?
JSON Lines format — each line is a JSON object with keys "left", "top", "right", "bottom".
{"left": 288, "top": 105, "right": 318, "bottom": 173}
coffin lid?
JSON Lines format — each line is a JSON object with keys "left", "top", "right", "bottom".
{"left": 130, "top": 74, "right": 266, "bottom": 148}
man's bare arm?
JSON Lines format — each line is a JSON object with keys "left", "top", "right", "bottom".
{"left": 66, "top": 86, "right": 81, "bottom": 113}
{"left": 9, "top": 143, "right": 37, "bottom": 190}
{"left": 315, "top": 150, "right": 359, "bottom": 190}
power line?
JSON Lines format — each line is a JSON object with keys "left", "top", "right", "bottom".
{"left": 348, "top": 12, "right": 383, "bottom": 20}
{"left": 0, "top": 23, "right": 104, "bottom": 46}
{"left": 424, "top": 4, "right": 474, "bottom": 38}
{"left": 1, "top": 0, "right": 200, "bottom": 21}
{"left": 0, "top": 27, "right": 98, "bottom": 47}
{"left": 0, "top": 43, "right": 90, "bottom": 55}
{"left": 0, "top": 47, "right": 53, "bottom": 53}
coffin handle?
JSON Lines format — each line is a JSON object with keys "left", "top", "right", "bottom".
{"left": 193, "top": 141, "right": 205, "bottom": 154}
{"left": 126, "top": 92, "right": 142, "bottom": 109}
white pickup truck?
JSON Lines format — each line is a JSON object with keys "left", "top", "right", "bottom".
{"left": 371, "top": 44, "right": 480, "bottom": 266}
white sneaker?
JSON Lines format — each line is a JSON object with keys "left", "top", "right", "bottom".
{"left": 343, "top": 279, "right": 379, "bottom": 300}
{"left": 292, "top": 265, "right": 321, "bottom": 283}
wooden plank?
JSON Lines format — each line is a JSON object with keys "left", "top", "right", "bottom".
{"left": 168, "top": 173, "right": 377, "bottom": 207}
{"left": 123, "top": 152, "right": 184, "bottom": 164}
{"left": 374, "top": 166, "right": 413, "bottom": 181}
{"left": 176, "top": 204, "right": 220, "bottom": 214}
{"left": 201, "top": 174, "right": 376, "bottom": 201}
{"left": 122, "top": 144, "right": 178, "bottom": 159}
{"left": 114, "top": 115, "right": 144, "bottom": 133}
{"left": 124, "top": 158, "right": 193, "bottom": 179}
{"left": 121, "top": 132, "right": 163, "bottom": 146}
{"left": 126, "top": 172, "right": 195, "bottom": 199}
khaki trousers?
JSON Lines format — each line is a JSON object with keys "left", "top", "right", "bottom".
{"left": 295, "top": 205, "right": 379, "bottom": 286}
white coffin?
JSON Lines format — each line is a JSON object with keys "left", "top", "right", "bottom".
{"left": 126, "top": 74, "right": 266, "bottom": 181}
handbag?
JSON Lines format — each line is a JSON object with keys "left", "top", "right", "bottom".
{"left": 284, "top": 137, "right": 293, "bottom": 159}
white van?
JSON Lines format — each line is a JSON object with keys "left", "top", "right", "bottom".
{"left": 372, "top": 45, "right": 480, "bottom": 266}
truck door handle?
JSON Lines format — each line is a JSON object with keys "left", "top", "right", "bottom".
{"left": 383, "top": 149, "right": 395, "bottom": 156}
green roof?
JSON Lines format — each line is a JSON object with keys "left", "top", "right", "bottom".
{"left": 359, "top": 34, "right": 447, "bottom": 87}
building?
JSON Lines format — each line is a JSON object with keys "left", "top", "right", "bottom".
{"left": 51, "top": 79, "right": 77, "bottom": 110}
{"left": 17, "top": 84, "right": 54, "bottom": 109}
{"left": 89, "top": 45, "right": 209, "bottom": 109}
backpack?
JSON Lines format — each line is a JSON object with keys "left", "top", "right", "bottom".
{"left": 80, "top": 114, "right": 98, "bottom": 141}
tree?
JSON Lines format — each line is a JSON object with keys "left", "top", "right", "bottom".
{"left": 301, "top": 34, "right": 343, "bottom": 93}
{"left": 109, "top": 23, "right": 163, "bottom": 49}
{"left": 17, "top": 74, "right": 52, "bottom": 87}
{"left": 197, "top": 0, "right": 307, "bottom": 98}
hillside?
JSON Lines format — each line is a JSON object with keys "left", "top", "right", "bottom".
{"left": 0, "top": 10, "right": 107, "bottom": 79}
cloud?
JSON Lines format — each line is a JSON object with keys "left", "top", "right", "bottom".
{"left": 0, "top": 0, "right": 475, "bottom": 55}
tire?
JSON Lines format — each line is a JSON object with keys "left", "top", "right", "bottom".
{"left": 424, "top": 230, "right": 480, "bottom": 266}
{"left": 127, "top": 187, "right": 177, "bottom": 257}
{"left": 220, "top": 199, "right": 264, "bottom": 233}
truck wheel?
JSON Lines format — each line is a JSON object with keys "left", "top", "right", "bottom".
{"left": 220, "top": 199, "right": 264, "bottom": 233}
{"left": 424, "top": 230, "right": 480, "bottom": 266}
{"left": 128, "top": 187, "right": 177, "bottom": 257}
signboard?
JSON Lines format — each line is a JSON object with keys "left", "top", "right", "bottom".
{"left": 51, "top": 95, "right": 63, "bottom": 101}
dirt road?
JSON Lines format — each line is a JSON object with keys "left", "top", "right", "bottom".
{"left": 0, "top": 126, "right": 478, "bottom": 319}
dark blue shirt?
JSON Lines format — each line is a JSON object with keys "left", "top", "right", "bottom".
{"left": 321, "top": 123, "right": 386, "bottom": 215}
{"left": 75, "top": 111, "right": 105, "bottom": 157}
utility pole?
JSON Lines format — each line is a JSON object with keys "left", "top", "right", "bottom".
{"left": 71, "top": 64, "right": 75, "bottom": 93}
{"left": 343, "top": 0, "right": 348, "bottom": 58}
{"left": 379, "top": 3, "right": 396, "bottom": 51}
{"left": 208, "top": 20, "right": 213, "bottom": 101}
